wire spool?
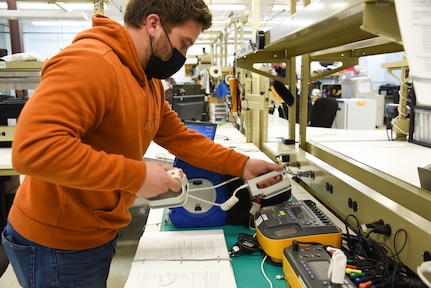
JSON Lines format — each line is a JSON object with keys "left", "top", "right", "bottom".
{"left": 209, "top": 66, "right": 222, "bottom": 78}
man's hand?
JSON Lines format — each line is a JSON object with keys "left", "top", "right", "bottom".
{"left": 136, "top": 162, "right": 182, "bottom": 199}
{"left": 241, "top": 159, "right": 285, "bottom": 188}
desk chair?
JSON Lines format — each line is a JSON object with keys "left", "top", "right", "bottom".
{"left": 309, "top": 97, "right": 338, "bottom": 128}
{"left": 0, "top": 176, "right": 20, "bottom": 278}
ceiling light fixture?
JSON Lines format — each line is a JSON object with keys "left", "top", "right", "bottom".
{"left": 208, "top": 4, "right": 245, "bottom": 11}
{"left": 0, "top": 10, "right": 89, "bottom": 20}
{"left": 0, "top": 2, "right": 107, "bottom": 11}
{"left": 31, "top": 20, "right": 92, "bottom": 26}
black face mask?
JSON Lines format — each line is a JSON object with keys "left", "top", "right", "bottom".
{"left": 145, "top": 26, "right": 186, "bottom": 80}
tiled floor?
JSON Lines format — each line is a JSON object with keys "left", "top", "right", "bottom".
{"left": 0, "top": 198, "right": 149, "bottom": 288}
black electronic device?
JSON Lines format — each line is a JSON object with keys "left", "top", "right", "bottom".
{"left": 378, "top": 84, "right": 400, "bottom": 103}
{"left": 172, "top": 84, "right": 184, "bottom": 96}
{"left": 182, "top": 83, "right": 205, "bottom": 95}
{"left": 172, "top": 94, "right": 205, "bottom": 121}
{"left": 0, "top": 99, "right": 27, "bottom": 147}
{"left": 282, "top": 244, "right": 355, "bottom": 288}
{"left": 254, "top": 200, "right": 342, "bottom": 263}
{"left": 0, "top": 49, "right": 7, "bottom": 58}
{"left": 0, "top": 99, "right": 27, "bottom": 126}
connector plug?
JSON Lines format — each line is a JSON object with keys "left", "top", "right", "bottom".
{"left": 424, "top": 251, "right": 431, "bottom": 262}
{"left": 276, "top": 153, "right": 290, "bottom": 163}
{"left": 296, "top": 170, "right": 315, "bottom": 179}
{"left": 281, "top": 138, "right": 296, "bottom": 145}
{"left": 366, "top": 219, "right": 385, "bottom": 228}
{"left": 249, "top": 200, "right": 261, "bottom": 215}
{"left": 230, "top": 233, "right": 262, "bottom": 256}
{"left": 371, "top": 224, "right": 392, "bottom": 236}
{"left": 229, "top": 243, "right": 241, "bottom": 256}
{"left": 360, "top": 219, "right": 385, "bottom": 232}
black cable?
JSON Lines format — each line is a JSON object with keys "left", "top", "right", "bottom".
{"left": 393, "top": 228, "right": 408, "bottom": 261}
{"left": 339, "top": 214, "right": 423, "bottom": 288}
{"left": 229, "top": 233, "right": 262, "bottom": 257}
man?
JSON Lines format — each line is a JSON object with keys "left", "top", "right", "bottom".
{"left": 272, "top": 62, "right": 286, "bottom": 78}
{"left": 2, "top": 0, "right": 283, "bottom": 287}
{"left": 162, "top": 76, "right": 177, "bottom": 104}
{"left": 271, "top": 62, "right": 288, "bottom": 119}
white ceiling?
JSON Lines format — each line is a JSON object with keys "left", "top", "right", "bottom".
{"left": 89, "top": 0, "right": 304, "bottom": 24}
{"left": 0, "top": 0, "right": 307, "bottom": 28}
{"left": 0, "top": 0, "right": 310, "bottom": 47}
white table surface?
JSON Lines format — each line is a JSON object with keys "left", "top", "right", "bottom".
{"left": 266, "top": 113, "right": 429, "bottom": 188}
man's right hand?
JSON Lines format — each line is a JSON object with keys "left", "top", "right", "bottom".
{"left": 136, "top": 161, "right": 182, "bottom": 199}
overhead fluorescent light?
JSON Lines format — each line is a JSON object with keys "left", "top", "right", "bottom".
{"left": 0, "top": 2, "right": 105, "bottom": 11}
{"left": 63, "top": 3, "right": 107, "bottom": 11}
{"left": 32, "top": 19, "right": 124, "bottom": 26}
{"left": 208, "top": 4, "right": 245, "bottom": 11}
{"left": 32, "top": 20, "right": 92, "bottom": 26}
{"left": 17, "top": 3, "right": 62, "bottom": 10}
{"left": 0, "top": 10, "right": 89, "bottom": 20}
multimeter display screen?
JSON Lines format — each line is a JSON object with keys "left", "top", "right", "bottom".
{"left": 291, "top": 206, "right": 305, "bottom": 219}
{"left": 308, "top": 260, "right": 330, "bottom": 279}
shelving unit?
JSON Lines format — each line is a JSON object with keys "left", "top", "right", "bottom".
{"left": 0, "top": 61, "right": 44, "bottom": 91}
{"left": 0, "top": 61, "right": 43, "bottom": 152}
{"left": 234, "top": 0, "right": 430, "bottom": 274}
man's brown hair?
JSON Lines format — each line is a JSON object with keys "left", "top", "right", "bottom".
{"left": 124, "top": 0, "right": 212, "bottom": 32}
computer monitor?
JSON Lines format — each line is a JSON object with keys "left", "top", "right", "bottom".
{"left": 172, "top": 94, "right": 205, "bottom": 122}
{"left": 0, "top": 99, "right": 27, "bottom": 125}
{"left": 0, "top": 48, "right": 7, "bottom": 57}
{"left": 184, "top": 120, "right": 217, "bottom": 140}
{"left": 172, "top": 84, "right": 184, "bottom": 96}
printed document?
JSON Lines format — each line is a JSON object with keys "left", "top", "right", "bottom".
{"left": 124, "top": 229, "right": 237, "bottom": 288}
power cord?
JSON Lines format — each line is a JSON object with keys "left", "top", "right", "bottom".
{"left": 187, "top": 167, "right": 295, "bottom": 211}
{"left": 229, "top": 233, "right": 277, "bottom": 288}
{"left": 365, "top": 224, "right": 392, "bottom": 237}
{"left": 341, "top": 215, "right": 425, "bottom": 287}
{"left": 360, "top": 219, "right": 385, "bottom": 232}
{"left": 261, "top": 255, "right": 274, "bottom": 288}
{"left": 187, "top": 182, "right": 249, "bottom": 211}
{"left": 185, "top": 176, "right": 243, "bottom": 209}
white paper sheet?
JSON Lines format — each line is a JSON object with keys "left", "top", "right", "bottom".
{"left": 133, "top": 230, "right": 230, "bottom": 261}
{"left": 124, "top": 260, "right": 237, "bottom": 288}
{"left": 125, "top": 230, "right": 237, "bottom": 288}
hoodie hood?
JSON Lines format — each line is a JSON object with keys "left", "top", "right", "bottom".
{"left": 73, "top": 14, "right": 146, "bottom": 86}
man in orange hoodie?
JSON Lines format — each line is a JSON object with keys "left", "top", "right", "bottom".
{"left": 2, "top": 0, "right": 283, "bottom": 287}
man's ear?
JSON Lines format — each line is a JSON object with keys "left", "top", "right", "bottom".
{"left": 145, "top": 14, "right": 160, "bottom": 37}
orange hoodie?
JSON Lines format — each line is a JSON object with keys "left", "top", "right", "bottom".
{"left": 9, "top": 15, "right": 248, "bottom": 250}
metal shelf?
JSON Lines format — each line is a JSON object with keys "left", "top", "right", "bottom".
{"left": 0, "top": 61, "right": 44, "bottom": 90}
{"left": 234, "top": 0, "right": 431, "bottom": 274}
{"left": 237, "top": 0, "right": 402, "bottom": 59}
